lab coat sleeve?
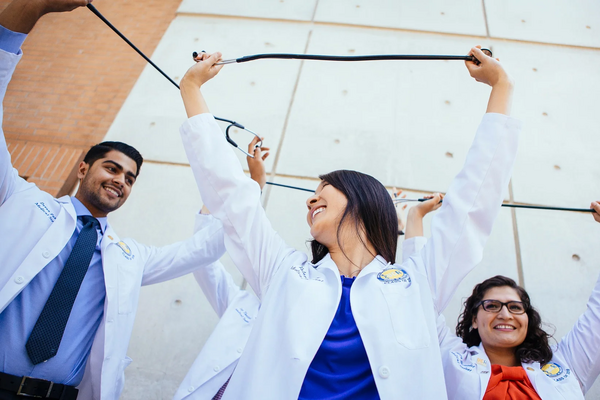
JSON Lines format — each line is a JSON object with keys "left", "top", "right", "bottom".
{"left": 180, "top": 114, "right": 297, "bottom": 299}
{"left": 401, "top": 236, "right": 428, "bottom": 263}
{"left": 417, "top": 113, "right": 521, "bottom": 314}
{"left": 192, "top": 213, "right": 241, "bottom": 317}
{"left": 556, "top": 272, "right": 600, "bottom": 393}
{"left": 137, "top": 213, "right": 226, "bottom": 285}
{"left": 0, "top": 47, "right": 31, "bottom": 207}
{"left": 437, "top": 312, "right": 466, "bottom": 353}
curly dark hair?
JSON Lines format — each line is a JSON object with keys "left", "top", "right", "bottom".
{"left": 456, "top": 275, "right": 553, "bottom": 365}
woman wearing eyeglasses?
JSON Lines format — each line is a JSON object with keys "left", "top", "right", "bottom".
{"left": 401, "top": 199, "right": 600, "bottom": 399}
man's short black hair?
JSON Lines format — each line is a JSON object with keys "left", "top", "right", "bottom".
{"left": 83, "top": 141, "right": 143, "bottom": 177}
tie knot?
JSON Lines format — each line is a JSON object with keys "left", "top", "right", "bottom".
{"left": 79, "top": 215, "right": 99, "bottom": 230}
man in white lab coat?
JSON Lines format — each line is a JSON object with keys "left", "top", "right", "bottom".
{"left": 0, "top": 1, "right": 225, "bottom": 399}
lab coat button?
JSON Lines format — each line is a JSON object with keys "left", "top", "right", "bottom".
{"left": 42, "top": 251, "right": 51, "bottom": 258}
{"left": 187, "top": 386, "right": 194, "bottom": 393}
{"left": 14, "top": 276, "right": 24, "bottom": 284}
{"left": 107, "top": 319, "right": 114, "bottom": 323}
{"left": 378, "top": 366, "right": 390, "bottom": 379}
{"left": 213, "top": 366, "right": 220, "bottom": 372}
{"left": 237, "top": 348, "right": 243, "bottom": 353}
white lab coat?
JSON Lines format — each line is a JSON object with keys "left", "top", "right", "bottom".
{"left": 403, "top": 236, "right": 600, "bottom": 399}
{"left": 174, "top": 215, "right": 259, "bottom": 400}
{"left": 179, "top": 111, "right": 520, "bottom": 399}
{"left": 0, "top": 49, "right": 226, "bottom": 400}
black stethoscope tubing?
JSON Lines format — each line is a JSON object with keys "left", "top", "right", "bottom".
{"left": 215, "top": 52, "right": 490, "bottom": 65}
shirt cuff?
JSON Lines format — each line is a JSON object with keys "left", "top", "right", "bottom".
{"left": 0, "top": 25, "right": 26, "bottom": 55}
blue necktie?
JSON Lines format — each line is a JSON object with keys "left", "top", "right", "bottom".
{"left": 26, "top": 215, "right": 100, "bottom": 365}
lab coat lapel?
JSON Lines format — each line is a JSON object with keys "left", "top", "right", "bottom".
{"left": 524, "top": 361, "right": 566, "bottom": 399}
{"left": 0, "top": 197, "right": 76, "bottom": 311}
{"left": 100, "top": 225, "right": 120, "bottom": 305}
{"left": 474, "top": 343, "right": 491, "bottom": 400}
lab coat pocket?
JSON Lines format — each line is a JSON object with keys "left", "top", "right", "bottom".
{"left": 117, "top": 263, "right": 137, "bottom": 315}
{"left": 381, "top": 284, "right": 431, "bottom": 349}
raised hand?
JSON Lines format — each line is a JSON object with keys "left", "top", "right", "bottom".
{"left": 181, "top": 52, "right": 224, "bottom": 89}
{"left": 465, "top": 46, "right": 514, "bottom": 116}
{"left": 393, "top": 188, "right": 408, "bottom": 233}
{"left": 409, "top": 193, "right": 444, "bottom": 219}
{"left": 0, "top": 0, "right": 90, "bottom": 34}
{"left": 465, "top": 46, "right": 511, "bottom": 88}
{"left": 247, "top": 136, "right": 270, "bottom": 190}
{"left": 591, "top": 201, "right": 600, "bottom": 223}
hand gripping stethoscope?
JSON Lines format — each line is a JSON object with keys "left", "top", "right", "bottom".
{"left": 85, "top": 4, "right": 595, "bottom": 214}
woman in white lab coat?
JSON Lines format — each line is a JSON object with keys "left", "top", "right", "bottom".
{"left": 402, "top": 199, "right": 600, "bottom": 399}
{"left": 177, "top": 47, "right": 521, "bottom": 399}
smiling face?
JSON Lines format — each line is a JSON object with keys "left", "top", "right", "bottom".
{"left": 306, "top": 181, "right": 348, "bottom": 249}
{"left": 473, "top": 286, "right": 529, "bottom": 353}
{"left": 75, "top": 150, "right": 138, "bottom": 217}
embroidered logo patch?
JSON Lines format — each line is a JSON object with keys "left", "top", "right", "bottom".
{"left": 542, "top": 362, "right": 571, "bottom": 382}
{"left": 116, "top": 241, "right": 135, "bottom": 260}
{"left": 377, "top": 267, "right": 411, "bottom": 287}
{"left": 542, "top": 363, "right": 563, "bottom": 378}
{"left": 451, "top": 351, "right": 476, "bottom": 372}
{"left": 35, "top": 202, "right": 57, "bottom": 222}
{"left": 235, "top": 308, "right": 252, "bottom": 323}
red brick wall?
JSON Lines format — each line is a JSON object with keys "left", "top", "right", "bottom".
{"left": 1, "top": 0, "right": 182, "bottom": 195}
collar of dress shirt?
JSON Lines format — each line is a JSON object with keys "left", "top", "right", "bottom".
{"left": 70, "top": 196, "right": 108, "bottom": 234}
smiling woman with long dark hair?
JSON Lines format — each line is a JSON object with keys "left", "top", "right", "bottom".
{"left": 177, "top": 47, "right": 521, "bottom": 399}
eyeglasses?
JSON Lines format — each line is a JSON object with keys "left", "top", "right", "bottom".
{"left": 476, "top": 300, "right": 527, "bottom": 315}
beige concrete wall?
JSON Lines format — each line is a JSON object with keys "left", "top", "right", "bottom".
{"left": 105, "top": 1, "right": 600, "bottom": 398}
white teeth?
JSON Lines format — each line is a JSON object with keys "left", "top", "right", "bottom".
{"left": 495, "top": 325, "right": 516, "bottom": 330}
{"left": 105, "top": 187, "right": 119, "bottom": 196}
{"left": 312, "top": 207, "right": 324, "bottom": 219}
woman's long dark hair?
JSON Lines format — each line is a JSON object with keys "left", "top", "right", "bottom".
{"left": 456, "top": 275, "right": 553, "bottom": 365}
{"left": 310, "top": 170, "right": 398, "bottom": 265}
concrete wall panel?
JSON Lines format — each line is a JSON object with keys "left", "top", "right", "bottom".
{"left": 485, "top": 0, "right": 600, "bottom": 48}
{"left": 490, "top": 42, "right": 600, "bottom": 207}
{"left": 315, "top": 0, "right": 486, "bottom": 37}
{"left": 178, "top": 0, "right": 317, "bottom": 21}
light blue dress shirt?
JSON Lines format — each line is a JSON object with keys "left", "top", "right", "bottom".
{"left": 0, "top": 197, "right": 107, "bottom": 385}
{"left": 0, "top": 24, "right": 26, "bottom": 54}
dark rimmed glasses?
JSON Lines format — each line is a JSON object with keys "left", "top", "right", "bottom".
{"left": 476, "top": 300, "right": 527, "bottom": 315}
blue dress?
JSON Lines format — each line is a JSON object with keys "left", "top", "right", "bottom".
{"left": 299, "top": 276, "right": 380, "bottom": 399}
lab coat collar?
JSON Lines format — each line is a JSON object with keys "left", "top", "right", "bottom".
{"left": 358, "top": 255, "right": 390, "bottom": 278}
{"left": 313, "top": 254, "right": 389, "bottom": 279}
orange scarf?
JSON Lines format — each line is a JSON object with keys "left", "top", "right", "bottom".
{"left": 483, "top": 364, "right": 542, "bottom": 400}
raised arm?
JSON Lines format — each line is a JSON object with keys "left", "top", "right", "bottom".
{"left": 416, "top": 46, "right": 520, "bottom": 314}
{"left": 179, "top": 65, "right": 299, "bottom": 299}
{"left": 0, "top": 0, "right": 89, "bottom": 34}
{"left": 0, "top": 0, "right": 89, "bottom": 204}
{"left": 400, "top": 194, "right": 442, "bottom": 263}
{"left": 557, "top": 201, "right": 600, "bottom": 393}
{"left": 190, "top": 148, "right": 270, "bottom": 316}
{"left": 191, "top": 214, "right": 240, "bottom": 318}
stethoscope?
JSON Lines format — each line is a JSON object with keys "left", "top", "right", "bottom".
{"left": 85, "top": 4, "right": 596, "bottom": 214}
